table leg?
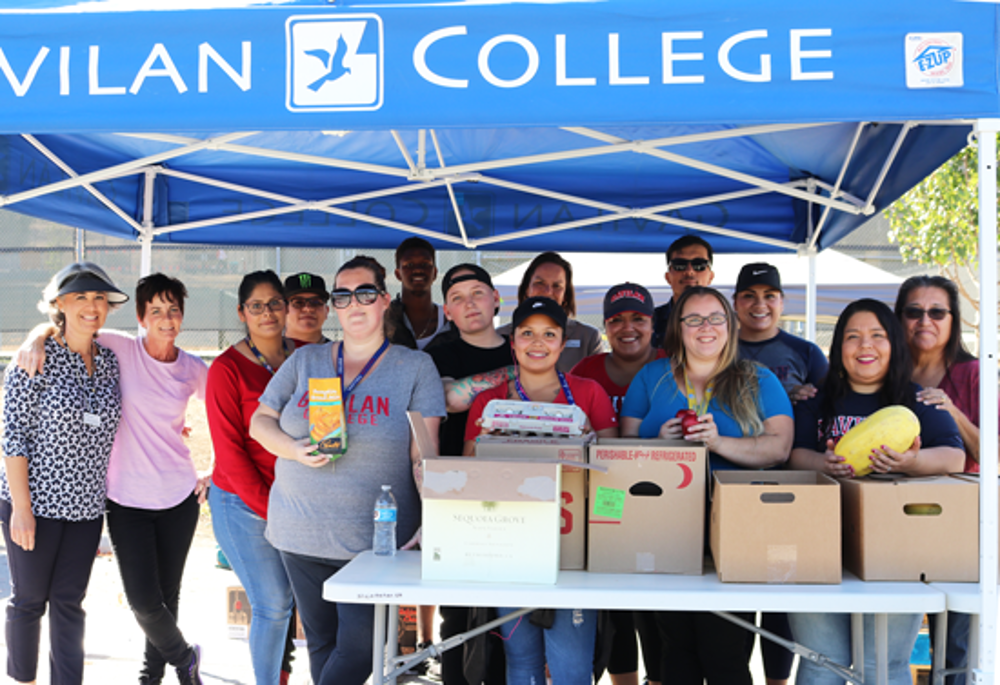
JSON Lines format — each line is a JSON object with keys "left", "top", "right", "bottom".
{"left": 932, "top": 611, "right": 947, "bottom": 685}
{"left": 373, "top": 602, "right": 387, "bottom": 685}
{"left": 852, "top": 613, "right": 864, "bottom": 684}
{"left": 388, "top": 604, "right": 399, "bottom": 685}
{"left": 874, "top": 613, "right": 888, "bottom": 685}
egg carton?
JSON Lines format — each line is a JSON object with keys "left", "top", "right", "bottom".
{"left": 480, "top": 399, "right": 587, "bottom": 437}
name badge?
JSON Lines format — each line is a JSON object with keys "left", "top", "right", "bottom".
{"left": 83, "top": 412, "right": 101, "bottom": 427}
{"left": 565, "top": 339, "right": 581, "bottom": 348}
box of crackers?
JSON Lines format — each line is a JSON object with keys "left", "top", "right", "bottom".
{"left": 309, "top": 378, "right": 346, "bottom": 458}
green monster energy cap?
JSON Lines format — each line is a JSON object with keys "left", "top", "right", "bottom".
{"left": 284, "top": 272, "right": 329, "bottom": 300}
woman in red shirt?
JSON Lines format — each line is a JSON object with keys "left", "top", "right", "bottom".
{"left": 464, "top": 296, "right": 616, "bottom": 685}
{"left": 206, "top": 270, "right": 297, "bottom": 685}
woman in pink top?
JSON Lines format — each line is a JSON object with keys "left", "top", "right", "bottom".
{"left": 19, "top": 273, "right": 208, "bottom": 685}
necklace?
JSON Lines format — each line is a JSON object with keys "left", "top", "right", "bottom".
{"left": 411, "top": 305, "right": 437, "bottom": 340}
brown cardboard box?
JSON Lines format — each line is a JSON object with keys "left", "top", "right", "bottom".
{"left": 952, "top": 473, "right": 997, "bottom": 574}
{"left": 475, "top": 434, "right": 594, "bottom": 570}
{"left": 587, "top": 438, "right": 706, "bottom": 574}
{"left": 710, "top": 471, "right": 841, "bottom": 584}
{"left": 398, "top": 605, "right": 417, "bottom": 656}
{"left": 227, "top": 586, "right": 251, "bottom": 639}
{"left": 841, "top": 475, "right": 979, "bottom": 581}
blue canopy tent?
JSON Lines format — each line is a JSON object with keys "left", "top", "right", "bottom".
{"left": 0, "top": 0, "right": 996, "bottom": 682}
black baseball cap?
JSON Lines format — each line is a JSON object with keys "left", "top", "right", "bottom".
{"left": 735, "top": 263, "right": 782, "bottom": 293}
{"left": 441, "top": 263, "right": 494, "bottom": 299}
{"left": 512, "top": 296, "right": 567, "bottom": 332}
{"left": 284, "top": 272, "right": 329, "bottom": 300}
{"left": 604, "top": 283, "right": 654, "bottom": 320}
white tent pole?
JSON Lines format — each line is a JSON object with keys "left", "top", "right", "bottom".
{"left": 860, "top": 122, "right": 914, "bottom": 213}
{"left": 974, "top": 118, "right": 998, "bottom": 685}
{"left": 808, "top": 122, "right": 867, "bottom": 251}
{"left": 139, "top": 169, "right": 155, "bottom": 277}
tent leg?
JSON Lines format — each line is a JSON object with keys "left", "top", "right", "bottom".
{"left": 973, "top": 118, "right": 999, "bottom": 685}
{"left": 139, "top": 168, "right": 156, "bottom": 277}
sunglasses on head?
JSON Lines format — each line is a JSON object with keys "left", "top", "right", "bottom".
{"left": 903, "top": 306, "right": 950, "bottom": 321}
{"left": 669, "top": 258, "right": 712, "bottom": 272}
{"left": 331, "top": 285, "right": 382, "bottom": 309}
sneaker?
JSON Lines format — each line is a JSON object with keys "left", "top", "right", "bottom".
{"left": 176, "top": 644, "right": 202, "bottom": 685}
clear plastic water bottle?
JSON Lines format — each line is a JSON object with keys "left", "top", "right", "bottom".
{"left": 373, "top": 485, "right": 397, "bottom": 557}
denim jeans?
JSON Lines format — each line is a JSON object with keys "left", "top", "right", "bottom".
{"left": 788, "top": 612, "right": 922, "bottom": 685}
{"left": 928, "top": 612, "right": 970, "bottom": 685}
{"left": 209, "top": 484, "right": 294, "bottom": 685}
{"left": 497, "top": 608, "right": 596, "bottom": 685}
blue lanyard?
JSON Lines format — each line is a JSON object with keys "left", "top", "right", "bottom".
{"left": 244, "top": 336, "right": 289, "bottom": 375}
{"left": 337, "top": 339, "right": 390, "bottom": 398}
{"left": 515, "top": 370, "right": 575, "bottom": 406}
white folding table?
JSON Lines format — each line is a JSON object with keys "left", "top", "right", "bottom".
{"left": 323, "top": 551, "right": 947, "bottom": 685}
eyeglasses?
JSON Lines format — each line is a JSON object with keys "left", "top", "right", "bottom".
{"left": 289, "top": 297, "right": 326, "bottom": 310}
{"left": 669, "top": 258, "right": 712, "bottom": 272}
{"left": 242, "top": 299, "right": 286, "bottom": 316}
{"left": 331, "top": 285, "right": 382, "bottom": 309}
{"left": 681, "top": 313, "right": 728, "bottom": 328}
{"left": 902, "top": 306, "right": 950, "bottom": 321}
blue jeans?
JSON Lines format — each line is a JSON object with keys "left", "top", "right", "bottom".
{"left": 209, "top": 485, "right": 294, "bottom": 685}
{"left": 788, "top": 612, "right": 921, "bottom": 685}
{"left": 497, "top": 608, "right": 596, "bottom": 685}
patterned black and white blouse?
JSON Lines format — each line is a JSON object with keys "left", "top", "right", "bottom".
{"left": 1, "top": 336, "right": 121, "bottom": 521}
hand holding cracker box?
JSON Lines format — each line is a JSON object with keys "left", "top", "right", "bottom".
{"left": 309, "top": 378, "right": 346, "bottom": 459}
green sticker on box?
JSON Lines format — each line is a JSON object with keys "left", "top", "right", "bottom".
{"left": 593, "top": 486, "right": 626, "bottom": 520}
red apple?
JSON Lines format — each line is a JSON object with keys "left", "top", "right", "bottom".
{"left": 675, "top": 409, "right": 700, "bottom": 436}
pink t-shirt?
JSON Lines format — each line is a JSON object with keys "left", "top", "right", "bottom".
{"left": 102, "top": 332, "right": 209, "bottom": 509}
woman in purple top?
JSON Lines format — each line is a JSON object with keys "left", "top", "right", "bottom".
{"left": 19, "top": 273, "right": 208, "bottom": 685}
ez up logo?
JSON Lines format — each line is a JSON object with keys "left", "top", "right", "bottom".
{"left": 286, "top": 14, "right": 383, "bottom": 111}
{"left": 905, "top": 33, "right": 962, "bottom": 89}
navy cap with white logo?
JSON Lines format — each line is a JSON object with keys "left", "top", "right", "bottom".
{"left": 603, "top": 283, "right": 655, "bottom": 320}
{"left": 512, "top": 296, "right": 568, "bottom": 332}
{"left": 735, "top": 263, "right": 782, "bottom": 294}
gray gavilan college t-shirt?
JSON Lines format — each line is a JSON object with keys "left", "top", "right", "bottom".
{"left": 258, "top": 342, "right": 446, "bottom": 560}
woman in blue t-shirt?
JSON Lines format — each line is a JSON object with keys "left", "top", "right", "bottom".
{"left": 621, "top": 286, "right": 793, "bottom": 685}
{"left": 789, "top": 298, "right": 964, "bottom": 685}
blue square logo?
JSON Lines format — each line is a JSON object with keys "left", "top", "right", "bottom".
{"left": 286, "top": 14, "right": 383, "bottom": 112}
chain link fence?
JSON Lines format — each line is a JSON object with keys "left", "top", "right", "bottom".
{"left": 2, "top": 208, "right": 966, "bottom": 355}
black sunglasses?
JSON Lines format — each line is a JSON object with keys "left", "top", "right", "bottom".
{"left": 331, "top": 285, "right": 382, "bottom": 309}
{"left": 669, "top": 258, "right": 712, "bottom": 272}
{"left": 903, "top": 306, "right": 950, "bottom": 321}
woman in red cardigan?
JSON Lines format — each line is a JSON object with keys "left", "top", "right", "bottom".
{"left": 207, "top": 270, "right": 297, "bottom": 685}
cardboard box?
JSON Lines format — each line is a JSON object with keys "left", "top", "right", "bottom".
{"left": 421, "top": 456, "right": 562, "bottom": 584}
{"left": 710, "top": 471, "right": 841, "bottom": 584}
{"left": 587, "top": 438, "right": 706, "bottom": 574}
{"left": 398, "top": 605, "right": 417, "bottom": 656}
{"left": 475, "top": 434, "right": 593, "bottom": 570}
{"left": 952, "top": 473, "right": 997, "bottom": 574}
{"left": 227, "top": 586, "right": 251, "bottom": 639}
{"left": 841, "top": 475, "right": 979, "bottom": 581}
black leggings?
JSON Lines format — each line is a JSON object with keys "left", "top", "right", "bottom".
{"left": 607, "top": 610, "right": 663, "bottom": 680}
{"left": 655, "top": 610, "right": 754, "bottom": 685}
{"left": 106, "top": 492, "right": 200, "bottom": 677}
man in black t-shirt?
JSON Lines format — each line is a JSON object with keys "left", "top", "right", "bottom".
{"left": 427, "top": 264, "right": 511, "bottom": 685}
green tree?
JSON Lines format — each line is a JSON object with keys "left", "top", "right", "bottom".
{"left": 886, "top": 141, "right": 999, "bottom": 331}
